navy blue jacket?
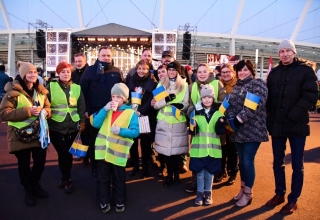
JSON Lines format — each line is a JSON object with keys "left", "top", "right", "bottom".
{"left": 0, "top": 71, "right": 11, "bottom": 94}
{"left": 80, "top": 60, "right": 123, "bottom": 115}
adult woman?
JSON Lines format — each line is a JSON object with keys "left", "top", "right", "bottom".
{"left": 46, "top": 62, "right": 86, "bottom": 194}
{"left": 186, "top": 63, "right": 226, "bottom": 192}
{"left": 0, "top": 61, "right": 51, "bottom": 206}
{"left": 154, "top": 61, "right": 189, "bottom": 187}
{"left": 220, "top": 64, "right": 239, "bottom": 185}
{"left": 125, "top": 59, "right": 157, "bottom": 178}
{"left": 226, "top": 60, "right": 268, "bottom": 207}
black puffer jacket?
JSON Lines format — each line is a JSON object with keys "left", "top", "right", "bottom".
{"left": 227, "top": 76, "right": 269, "bottom": 143}
{"left": 266, "top": 57, "right": 318, "bottom": 137}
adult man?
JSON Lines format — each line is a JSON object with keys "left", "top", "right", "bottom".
{"left": 71, "top": 53, "right": 89, "bottom": 163}
{"left": 128, "top": 48, "right": 153, "bottom": 77}
{"left": 80, "top": 46, "right": 123, "bottom": 177}
{"left": 0, "top": 65, "right": 10, "bottom": 102}
{"left": 71, "top": 53, "right": 89, "bottom": 84}
{"left": 265, "top": 40, "right": 318, "bottom": 215}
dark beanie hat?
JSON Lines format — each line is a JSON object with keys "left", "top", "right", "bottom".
{"left": 167, "top": 61, "right": 182, "bottom": 75}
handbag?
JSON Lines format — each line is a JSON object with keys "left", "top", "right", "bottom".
{"left": 138, "top": 116, "right": 151, "bottom": 134}
{"left": 15, "top": 118, "right": 40, "bottom": 143}
{"left": 69, "top": 133, "right": 89, "bottom": 157}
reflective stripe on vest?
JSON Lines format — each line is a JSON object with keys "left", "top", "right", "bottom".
{"left": 95, "top": 109, "right": 134, "bottom": 167}
{"left": 191, "top": 80, "right": 219, "bottom": 104}
{"left": 190, "top": 111, "right": 224, "bottom": 158}
{"left": 156, "top": 82, "right": 188, "bottom": 124}
{"left": 8, "top": 92, "right": 45, "bottom": 129}
{"left": 50, "top": 82, "right": 80, "bottom": 122}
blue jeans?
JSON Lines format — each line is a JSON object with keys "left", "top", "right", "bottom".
{"left": 197, "top": 168, "right": 213, "bottom": 192}
{"left": 235, "top": 142, "right": 260, "bottom": 188}
{"left": 271, "top": 136, "right": 306, "bottom": 204}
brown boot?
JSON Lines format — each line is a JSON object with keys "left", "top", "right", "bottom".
{"left": 233, "top": 181, "right": 245, "bottom": 201}
{"left": 235, "top": 186, "right": 252, "bottom": 207}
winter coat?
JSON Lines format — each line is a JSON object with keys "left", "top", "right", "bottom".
{"left": 0, "top": 80, "right": 51, "bottom": 153}
{"left": 154, "top": 81, "right": 189, "bottom": 156}
{"left": 189, "top": 104, "right": 226, "bottom": 174}
{"left": 227, "top": 76, "right": 269, "bottom": 143}
{"left": 46, "top": 80, "right": 86, "bottom": 134}
{"left": 80, "top": 60, "right": 123, "bottom": 115}
{"left": 71, "top": 63, "right": 89, "bottom": 84}
{"left": 266, "top": 57, "right": 318, "bottom": 137}
{"left": 222, "top": 76, "right": 237, "bottom": 95}
{"left": 0, "top": 71, "right": 11, "bottom": 94}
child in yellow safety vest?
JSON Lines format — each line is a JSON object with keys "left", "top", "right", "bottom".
{"left": 91, "top": 83, "right": 139, "bottom": 213}
{"left": 189, "top": 84, "right": 226, "bottom": 206}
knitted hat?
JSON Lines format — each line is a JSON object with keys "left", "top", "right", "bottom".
{"left": 167, "top": 61, "right": 182, "bottom": 75}
{"left": 56, "top": 61, "right": 73, "bottom": 74}
{"left": 185, "top": 65, "right": 192, "bottom": 72}
{"left": 17, "top": 61, "right": 37, "bottom": 79}
{"left": 278, "top": 40, "right": 296, "bottom": 54}
{"left": 200, "top": 84, "right": 215, "bottom": 99}
{"left": 111, "top": 83, "right": 129, "bottom": 102}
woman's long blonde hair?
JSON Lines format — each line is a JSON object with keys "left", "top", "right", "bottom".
{"left": 161, "top": 73, "right": 185, "bottom": 93}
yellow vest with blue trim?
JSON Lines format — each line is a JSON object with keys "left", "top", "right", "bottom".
{"left": 95, "top": 109, "right": 135, "bottom": 167}
{"left": 190, "top": 111, "right": 224, "bottom": 158}
{"left": 8, "top": 92, "right": 45, "bottom": 129}
{"left": 157, "top": 82, "right": 188, "bottom": 124}
{"left": 50, "top": 82, "right": 80, "bottom": 122}
{"left": 191, "top": 80, "right": 219, "bottom": 104}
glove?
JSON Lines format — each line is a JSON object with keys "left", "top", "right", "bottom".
{"left": 171, "top": 103, "right": 184, "bottom": 110}
{"left": 165, "top": 93, "right": 176, "bottom": 103}
{"left": 233, "top": 116, "right": 243, "bottom": 129}
{"left": 104, "top": 102, "right": 111, "bottom": 111}
{"left": 78, "top": 122, "right": 86, "bottom": 133}
{"left": 111, "top": 126, "right": 120, "bottom": 135}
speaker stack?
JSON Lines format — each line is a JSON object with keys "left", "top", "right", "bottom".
{"left": 182, "top": 32, "right": 191, "bottom": 60}
{"left": 36, "top": 29, "right": 46, "bottom": 59}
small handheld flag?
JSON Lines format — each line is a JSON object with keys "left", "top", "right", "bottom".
{"left": 189, "top": 110, "right": 195, "bottom": 131}
{"left": 172, "top": 106, "right": 181, "bottom": 120}
{"left": 244, "top": 92, "right": 261, "bottom": 110}
{"left": 131, "top": 92, "right": 142, "bottom": 105}
{"left": 219, "top": 94, "right": 230, "bottom": 114}
{"left": 152, "top": 86, "right": 169, "bottom": 102}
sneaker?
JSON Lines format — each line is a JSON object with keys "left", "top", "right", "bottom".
{"left": 64, "top": 179, "right": 74, "bottom": 194}
{"left": 204, "top": 191, "right": 213, "bottom": 205}
{"left": 186, "top": 174, "right": 197, "bottom": 193}
{"left": 58, "top": 178, "right": 65, "bottom": 188}
{"left": 115, "top": 204, "right": 125, "bottom": 212}
{"left": 32, "top": 184, "right": 49, "bottom": 198}
{"left": 100, "top": 203, "right": 111, "bottom": 213}
{"left": 195, "top": 191, "right": 204, "bottom": 206}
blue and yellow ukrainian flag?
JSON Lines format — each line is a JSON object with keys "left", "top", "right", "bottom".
{"left": 244, "top": 92, "right": 261, "bottom": 110}
{"left": 219, "top": 94, "right": 230, "bottom": 114}
{"left": 152, "top": 86, "right": 168, "bottom": 102}
{"left": 189, "top": 110, "right": 195, "bottom": 131}
{"left": 131, "top": 92, "right": 142, "bottom": 105}
{"left": 172, "top": 106, "right": 181, "bottom": 120}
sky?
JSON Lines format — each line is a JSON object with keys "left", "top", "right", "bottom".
{"left": 1, "top": 0, "right": 320, "bottom": 44}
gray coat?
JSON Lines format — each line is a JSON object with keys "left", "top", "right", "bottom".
{"left": 154, "top": 81, "right": 189, "bottom": 156}
{"left": 227, "top": 76, "right": 269, "bottom": 143}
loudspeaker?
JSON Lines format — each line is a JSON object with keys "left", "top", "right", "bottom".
{"left": 36, "top": 29, "right": 46, "bottom": 59}
{"left": 182, "top": 32, "right": 191, "bottom": 60}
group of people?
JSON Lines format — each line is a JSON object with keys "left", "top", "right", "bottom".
{"left": 0, "top": 40, "right": 318, "bottom": 216}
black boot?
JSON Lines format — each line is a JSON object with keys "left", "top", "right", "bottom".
{"left": 140, "top": 165, "right": 149, "bottom": 179}
{"left": 173, "top": 172, "right": 180, "bottom": 185}
{"left": 24, "top": 186, "right": 36, "bottom": 207}
{"left": 129, "top": 164, "right": 139, "bottom": 176}
{"left": 32, "top": 183, "right": 49, "bottom": 198}
{"left": 163, "top": 173, "right": 173, "bottom": 188}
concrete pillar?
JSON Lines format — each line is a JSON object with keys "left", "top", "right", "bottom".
{"left": 229, "top": 38, "right": 235, "bottom": 56}
{"left": 31, "top": 49, "right": 34, "bottom": 64}
{"left": 7, "top": 33, "right": 15, "bottom": 77}
{"left": 260, "top": 56, "right": 264, "bottom": 78}
{"left": 240, "top": 54, "right": 243, "bottom": 60}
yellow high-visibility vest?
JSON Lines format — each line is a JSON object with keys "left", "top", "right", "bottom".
{"left": 95, "top": 109, "right": 135, "bottom": 167}
{"left": 50, "top": 82, "right": 80, "bottom": 122}
{"left": 191, "top": 80, "right": 219, "bottom": 104}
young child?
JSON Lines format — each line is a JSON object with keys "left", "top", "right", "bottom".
{"left": 189, "top": 84, "right": 226, "bottom": 205}
{"left": 92, "top": 83, "right": 139, "bottom": 213}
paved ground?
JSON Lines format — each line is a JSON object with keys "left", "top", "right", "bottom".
{"left": 0, "top": 113, "right": 319, "bottom": 220}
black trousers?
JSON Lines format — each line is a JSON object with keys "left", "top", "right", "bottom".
{"left": 221, "top": 135, "right": 239, "bottom": 176}
{"left": 130, "top": 135, "right": 151, "bottom": 168}
{"left": 165, "top": 155, "right": 180, "bottom": 176}
{"left": 50, "top": 130, "right": 78, "bottom": 180}
{"left": 14, "top": 147, "right": 47, "bottom": 187}
{"left": 89, "top": 125, "right": 99, "bottom": 169}
{"left": 97, "top": 160, "right": 127, "bottom": 205}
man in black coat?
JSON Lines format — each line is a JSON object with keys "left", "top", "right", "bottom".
{"left": 71, "top": 53, "right": 88, "bottom": 84}
{"left": 265, "top": 40, "right": 318, "bottom": 215}
{"left": 80, "top": 46, "right": 123, "bottom": 177}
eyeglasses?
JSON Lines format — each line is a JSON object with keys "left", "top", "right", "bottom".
{"left": 221, "top": 70, "right": 231, "bottom": 75}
